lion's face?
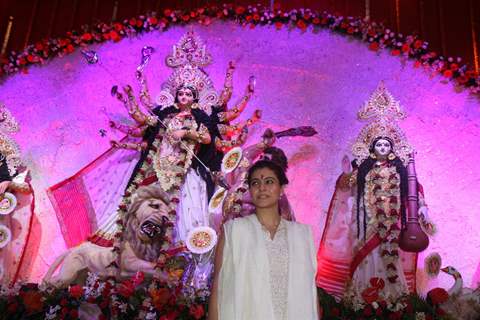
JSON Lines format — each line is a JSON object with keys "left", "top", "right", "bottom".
{"left": 135, "top": 197, "right": 171, "bottom": 243}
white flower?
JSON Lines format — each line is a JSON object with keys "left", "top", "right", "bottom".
{"left": 415, "top": 312, "right": 426, "bottom": 320}
{"left": 146, "top": 311, "right": 157, "bottom": 320}
{"left": 45, "top": 305, "right": 61, "bottom": 319}
{"left": 372, "top": 301, "right": 379, "bottom": 309}
{"left": 118, "top": 302, "right": 128, "bottom": 313}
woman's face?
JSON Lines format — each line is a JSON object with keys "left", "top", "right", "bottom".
{"left": 249, "top": 167, "right": 283, "bottom": 209}
{"left": 176, "top": 88, "right": 194, "bottom": 107}
{"left": 373, "top": 138, "right": 392, "bottom": 159}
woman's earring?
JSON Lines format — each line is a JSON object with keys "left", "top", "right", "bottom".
{"left": 388, "top": 153, "right": 396, "bottom": 161}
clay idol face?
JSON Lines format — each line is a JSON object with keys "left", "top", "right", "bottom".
{"left": 373, "top": 138, "right": 392, "bottom": 158}
{"left": 176, "top": 87, "right": 194, "bottom": 106}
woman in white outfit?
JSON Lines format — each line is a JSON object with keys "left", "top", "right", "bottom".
{"left": 209, "top": 156, "right": 318, "bottom": 320}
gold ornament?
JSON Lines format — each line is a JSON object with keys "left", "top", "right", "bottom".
{"left": 388, "top": 152, "right": 396, "bottom": 160}
{"left": 352, "top": 81, "right": 413, "bottom": 166}
{"left": 155, "top": 31, "right": 219, "bottom": 114}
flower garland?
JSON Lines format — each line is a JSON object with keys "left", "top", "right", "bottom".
{"left": 0, "top": 4, "right": 478, "bottom": 95}
{"left": 0, "top": 272, "right": 208, "bottom": 320}
{"left": 318, "top": 287, "right": 453, "bottom": 320}
{"left": 366, "top": 163, "right": 402, "bottom": 286}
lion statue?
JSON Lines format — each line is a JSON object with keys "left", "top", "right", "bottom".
{"left": 43, "top": 185, "right": 178, "bottom": 288}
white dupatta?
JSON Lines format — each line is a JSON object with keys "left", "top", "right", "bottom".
{"left": 218, "top": 214, "right": 318, "bottom": 320}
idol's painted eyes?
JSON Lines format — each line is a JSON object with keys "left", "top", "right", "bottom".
{"left": 178, "top": 90, "right": 193, "bottom": 97}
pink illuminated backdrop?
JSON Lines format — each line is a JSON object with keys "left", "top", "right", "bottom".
{"left": 1, "top": 22, "right": 479, "bottom": 293}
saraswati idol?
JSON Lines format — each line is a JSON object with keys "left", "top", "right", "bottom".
{"left": 316, "top": 82, "right": 434, "bottom": 307}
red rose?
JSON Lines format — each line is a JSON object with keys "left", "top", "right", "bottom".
{"left": 361, "top": 287, "right": 379, "bottom": 304}
{"left": 69, "top": 309, "right": 79, "bottom": 319}
{"left": 391, "top": 49, "right": 401, "bottom": 56}
{"left": 99, "top": 299, "right": 109, "bottom": 309}
{"left": 363, "top": 305, "right": 373, "bottom": 316}
{"left": 69, "top": 284, "right": 84, "bottom": 299}
{"left": 113, "top": 22, "right": 123, "bottom": 31}
{"left": 443, "top": 70, "right": 453, "bottom": 78}
{"left": 388, "top": 311, "right": 402, "bottom": 320}
{"left": 66, "top": 44, "right": 75, "bottom": 53}
{"left": 60, "top": 297, "right": 68, "bottom": 306}
{"left": 275, "top": 21, "right": 283, "bottom": 30}
{"left": 189, "top": 304, "right": 205, "bottom": 319}
{"left": 312, "top": 17, "right": 320, "bottom": 25}
{"left": 160, "top": 311, "right": 179, "bottom": 320}
{"left": 303, "top": 13, "right": 311, "bottom": 20}
{"left": 375, "top": 307, "right": 383, "bottom": 316}
{"left": 148, "top": 17, "right": 158, "bottom": 25}
{"left": 110, "top": 30, "right": 121, "bottom": 42}
{"left": 136, "top": 20, "right": 143, "bottom": 28}
{"left": 81, "top": 33, "right": 93, "bottom": 41}
{"left": 414, "top": 39, "right": 423, "bottom": 49}
{"left": 182, "top": 14, "right": 190, "bottom": 22}
{"left": 163, "top": 9, "right": 172, "bottom": 17}
{"left": 465, "top": 70, "right": 478, "bottom": 78}
{"left": 23, "top": 291, "right": 44, "bottom": 314}
{"left": 369, "top": 42, "right": 380, "bottom": 51}
{"left": 117, "top": 280, "right": 135, "bottom": 298}
{"left": 35, "top": 42, "right": 44, "bottom": 51}
{"left": 428, "top": 288, "right": 449, "bottom": 305}
{"left": 456, "top": 75, "right": 468, "bottom": 84}
{"left": 235, "top": 6, "right": 246, "bottom": 15}
{"left": 129, "top": 18, "right": 137, "bottom": 26}
{"left": 296, "top": 19, "right": 307, "bottom": 31}
{"left": 401, "top": 43, "right": 410, "bottom": 53}
{"left": 58, "top": 38, "right": 68, "bottom": 47}
{"left": 253, "top": 14, "right": 260, "bottom": 21}
{"left": 450, "top": 63, "right": 459, "bottom": 71}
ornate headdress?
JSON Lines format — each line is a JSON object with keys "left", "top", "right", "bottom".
{"left": 352, "top": 82, "right": 413, "bottom": 165}
{"left": 0, "top": 102, "right": 22, "bottom": 175}
{"left": 156, "top": 31, "right": 219, "bottom": 113}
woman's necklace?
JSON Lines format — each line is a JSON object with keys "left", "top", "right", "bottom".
{"left": 257, "top": 215, "right": 281, "bottom": 238}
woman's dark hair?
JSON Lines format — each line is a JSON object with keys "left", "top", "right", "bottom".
{"left": 247, "top": 160, "right": 289, "bottom": 187}
{"left": 356, "top": 136, "right": 408, "bottom": 238}
{"left": 263, "top": 146, "right": 289, "bottom": 172}
{"left": 175, "top": 85, "right": 199, "bottom": 103}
